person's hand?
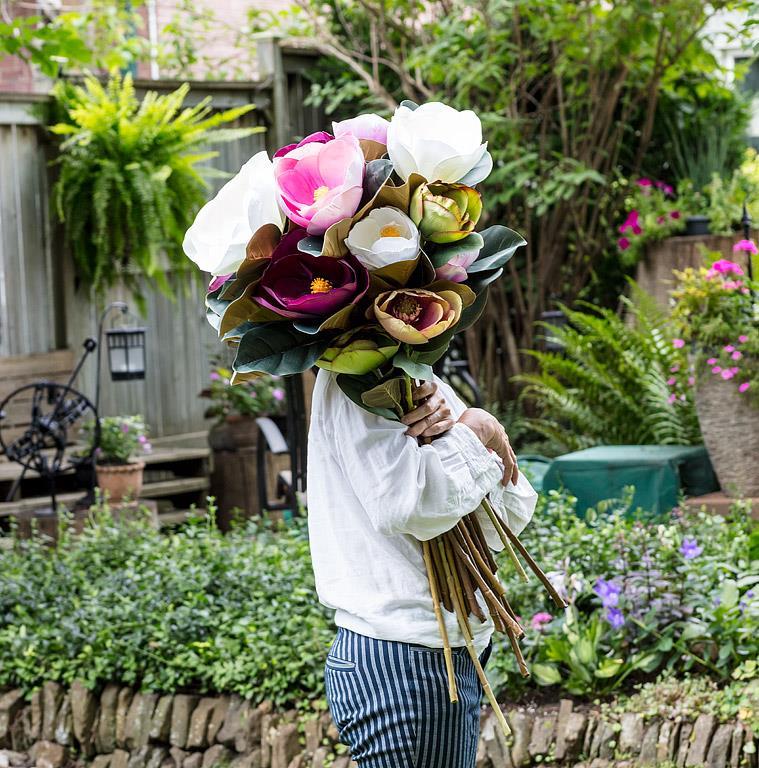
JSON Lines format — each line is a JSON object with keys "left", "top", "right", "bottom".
{"left": 401, "top": 381, "right": 456, "bottom": 439}
{"left": 458, "top": 407, "right": 519, "bottom": 486}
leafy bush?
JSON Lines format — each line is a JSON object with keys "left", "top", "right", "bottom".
{"left": 489, "top": 492, "right": 759, "bottom": 698}
{"left": 50, "top": 74, "right": 260, "bottom": 305}
{"left": 200, "top": 363, "right": 287, "bottom": 422}
{"left": 0, "top": 507, "right": 333, "bottom": 708}
{"left": 1, "top": 492, "right": 756, "bottom": 709}
{"left": 514, "top": 283, "right": 702, "bottom": 453}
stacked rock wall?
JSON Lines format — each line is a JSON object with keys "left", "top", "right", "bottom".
{"left": 0, "top": 684, "right": 756, "bottom": 768}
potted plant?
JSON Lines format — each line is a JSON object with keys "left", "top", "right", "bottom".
{"left": 670, "top": 250, "right": 758, "bottom": 497}
{"left": 82, "top": 415, "right": 152, "bottom": 503}
{"left": 200, "top": 362, "right": 286, "bottom": 451}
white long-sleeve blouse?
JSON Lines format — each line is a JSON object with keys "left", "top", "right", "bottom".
{"left": 306, "top": 368, "right": 538, "bottom": 653}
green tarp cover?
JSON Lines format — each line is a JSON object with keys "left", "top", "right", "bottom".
{"left": 541, "top": 445, "right": 718, "bottom": 516}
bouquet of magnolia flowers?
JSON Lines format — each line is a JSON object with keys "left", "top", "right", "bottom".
{"left": 184, "top": 101, "right": 565, "bottom": 734}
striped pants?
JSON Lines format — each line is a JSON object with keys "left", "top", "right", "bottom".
{"left": 324, "top": 627, "right": 492, "bottom": 768}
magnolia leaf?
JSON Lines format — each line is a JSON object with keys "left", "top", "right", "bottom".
{"left": 400, "top": 100, "right": 419, "bottom": 111}
{"left": 293, "top": 303, "right": 357, "bottom": 335}
{"left": 338, "top": 373, "right": 400, "bottom": 420}
{"left": 322, "top": 218, "right": 352, "bottom": 258}
{"left": 466, "top": 267, "right": 503, "bottom": 296}
{"left": 408, "top": 327, "right": 456, "bottom": 365}
{"left": 360, "top": 140, "right": 388, "bottom": 162}
{"left": 371, "top": 255, "right": 420, "bottom": 287}
{"left": 205, "top": 288, "right": 229, "bottom": 319}
{"left": 360, "top": 376, "right": 406, "bottom": 418}
{"left": 468, "top": 226, "right": 526, "bottom": 273}
{"left": 234, "top": 324, "right": 331, "bottom": 375}
{"left": 393, "top": 351, "right": 434, "bottom": 381}
{"left": 246, "top": 223, "right": 281, "bottom": 262}
{"left": 457, "top": 150, "right": 493, "bottom": 187}
{"left": 417, "top": 250, "right": 437, "bottom": 285}
{"left": 218, "top": 259, "right": 269, "bottom": 302}
{"left": 297, "top": 236, "right": 323, "bottom": 256}
{"left": 230, "top": 370, "right": 265, "bottom": 384}
{"left": 219, "top": 290, "right": 283, "bottom": 338}
{"left": 427, "top": 233, "right": 484, "bottom": 269}
{"left": 222, "top": 320, "right": 256, "bottom": 343}
{"left": 206, "top": 306, "right": 222, "bottom": 332}
{"left": 456, "top": 287, "right": 489, "bottom": 332}
{"left": 363, "top": 159, "right": 394, "bottom": 203}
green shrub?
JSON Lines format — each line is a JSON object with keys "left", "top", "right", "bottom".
{"left": 0, "top": 494, "right": 755, "bottom": 707}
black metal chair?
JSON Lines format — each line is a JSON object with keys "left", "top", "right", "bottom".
{"left": 255, "top": 344, "right": 483, "bottom": 516}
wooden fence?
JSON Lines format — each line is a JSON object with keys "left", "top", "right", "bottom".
{"left": 0, "top": 38, "right": 324, "bottom": 437}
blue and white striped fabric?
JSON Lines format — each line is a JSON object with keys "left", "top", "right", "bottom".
{"left": 324, "top": 627, "right": 492, "bottom": 767}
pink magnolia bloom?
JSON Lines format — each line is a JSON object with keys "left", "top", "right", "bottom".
{"left": 332, "top": 113, "right": 390, "bottom": 144}
{"left": 739, "top": 335, "right": 749, "bottom": 343}
{"left": 733, "top": 238, "right": 758, "bottom": 255}
{"left": 739, "top": 382, "right": 751, "bottom": 393}
{"left": 618, "top": 237, "right": 630, "bottom": 251}
{"left": 619, "top": 210, "right": 642, "bottom": 235}
{"left": 673, "top": 338, "right": 685, "bottom": 349}
{"left": 530, "top": 612, "right": 553, "bottom": 631}
{"left": 274, "top": 133, "right": 365, "bottom": 235}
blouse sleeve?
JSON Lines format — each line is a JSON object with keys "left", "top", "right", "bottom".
{"left": 329, "top": 379, "right": 504, "bottom": 541}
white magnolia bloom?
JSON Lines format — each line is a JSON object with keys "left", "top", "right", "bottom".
{"left": 345, "top": 207, "right": 420, "bottom": 270}
{"left": 183, "top": 151, "right": 284, "bottom": 277}
{"left": 386, "top": 102, "right": 490, "bottom": 183}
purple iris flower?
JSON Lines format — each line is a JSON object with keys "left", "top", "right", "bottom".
{"left": 606, "top": 608, "right": 625, "bottom": 630}
{"left": 680, "top": 537, "right": 703, "bottom": 560}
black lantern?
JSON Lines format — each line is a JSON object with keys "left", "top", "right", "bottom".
{"left": 105, "top": 326, "right": 146, "bottom": 380}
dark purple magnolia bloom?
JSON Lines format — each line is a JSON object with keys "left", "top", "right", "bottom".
{"left": 273, "top": 130, "right": 334, "bottom": 158}
{"left": 594, "top": 578, "right": 621, "bottom": 609}
{"left": 606, "top": 607, "right": 625, "bottom": 629}
{"left": 680, "top": 537, "right": 703, "bottom": 560}
{"left": 254, "top": 229, "right": 369, "bottom": 321}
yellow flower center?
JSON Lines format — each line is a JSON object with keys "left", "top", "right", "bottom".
{"left": 310, "top": 277, "right": 333, "bottom": 294}
{"left": 313, "top": 185, "right": 330, "bottom": 202}
{"left": 393, "top": 295, "right": 422, "bottom": 324}
{"left": 379, "top": 224, "right": 403, "bottom": 238}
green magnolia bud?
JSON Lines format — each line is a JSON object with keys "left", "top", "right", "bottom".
{"left": 317, "top": 330, "right": 399, "bottom": 375}
{"left": 409, "top": 182, "right": 482, "bottom": 244}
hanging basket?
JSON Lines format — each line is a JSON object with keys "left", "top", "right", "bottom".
{"left": 694, "top": 373, "right": 759, "bottom": 498}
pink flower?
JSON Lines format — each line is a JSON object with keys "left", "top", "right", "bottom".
{"left": 668, "top": 393, "right": 677, "bottom": 404}
{"left": 709, "top": 259, "right": 744, "bottom": 276}
{"left": 739, "top": 335, "right": 748, "bottom": 343}
{"left": 724, "top": 345, "right": 735, "bottom": 353}
{"left": 530, "top": 612, "right": 553, "bottom": 631}
{"left": 636, "top": 178, "right": 653, "bottom": 188}
{"left": 619, "top": 210, "right": 642, "bottom": 235}
{"left": 654, "top": 181, "right": 674, "bottom": 197}
{"left": 680, "top": 394, "right": 686, "bottom": 401}
{"left": 332, "top": 113, "right": 389, "bottom": 144}
{"left": 657, "top": 215, "right": 666, "bottom": 224}
{"left": 209, "top": 371, "right": 221, "bottom": 381}
{"left": 272, "top": 388, "right": 285, "bottom": 401}
{"left": 723, "top": 280, "right": 743, "bottom": 290}
{"left": 721, "top": 369, "right": 734, "bottom": 380}
{"left": 733, "top": 239, "right": 758, "bottom": 255}
{"left": 712, "top": 366, "right": 722, "bottom": 374}
{"left": 673, "top": 338, "right": 685, "bottom": 349}
{"left": 739, "top": 382, "right": 751, "bottom": 393}
{"left": 618, "top": 237, "right": 630, "bottom": 251}
{"left": 670, "top": 364, "right": 680, "bottom": 372}
{"left": 667, "top": 377, "right": 677, "bottom": 386}
{"left": 273, "top": 133, "right": 365, "bottom": 235}
{"left": 670, "top": 211, "right": 681, "bottom": 220}
{"left": 707, "top": 358, "right": 717, "bottom": 365}
{"left": 208, "top": 274, "right": 232, "bottom": 292}
{"left": 688, "top": 376, "right": 695, "bottom": 386}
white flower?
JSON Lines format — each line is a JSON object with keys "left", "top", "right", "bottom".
{"left": 183, "top": 151, "right": 284, "bottom": 276}
{"left": 345, "top": 207, "right": 420, "bottom": 270}
{"left": 386, "top": 102, "right": 491, "bottom": 183}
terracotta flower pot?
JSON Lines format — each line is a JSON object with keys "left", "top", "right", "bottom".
{"left": 694, "top": 374, "right": 759, "bottom": 498}
{"left": 96, "top": 461, "right": 145, "bottom": 503}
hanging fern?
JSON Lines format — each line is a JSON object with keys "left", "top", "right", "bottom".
{"left": 49, "top": 73, "right": 262, "bottom": 305}
{"left": 514, "top": 282, "right": 702, "bottom": 453}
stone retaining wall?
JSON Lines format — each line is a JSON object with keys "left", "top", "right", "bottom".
{"left": 0, "top": 684, "right": 755, "bottom": 768}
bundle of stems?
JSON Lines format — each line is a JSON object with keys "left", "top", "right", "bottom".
{"left": 404, "top": 376, "right": 568, "bottom": 737}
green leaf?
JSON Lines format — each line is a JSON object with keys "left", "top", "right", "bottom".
{"left": 720, "top": 579, "right": 739, "bottom": 609}
{"left": 360, "top": 377, "right": 407, "bottom": 419}
{"left": 532, "top": 663, "right": 562, "bottom": 686}
{"left": 408, "top": 328, "right": 456, "bottom": 365}
{"left": 456, "top": 287, "right": 489, "bottom": 332}
{"left": 336, "top": 373, "right": 399, "bottom": 420}
{"left": 427, "top": 233, "right": 484, "bottom": 269}
{"left": 468, "top": 226, "right": 526, "bottom": 273}
{"left": 393, "top": 351, "right": 434, "bottom": 381}
{"left": 298, "top": 237, "right": 323, "bottom": 257}
{"left": 594, "top": 658, "right": 625, "bottom": 678}
{"left": 364, "top": 159, "right": 394, "bottom": 201}
{"left": 233, "top": 324, "right": 331, "bottom": 375}
{"left": 399, "top": 100, "right": 419, "bottom": 111}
